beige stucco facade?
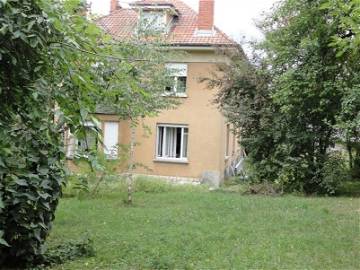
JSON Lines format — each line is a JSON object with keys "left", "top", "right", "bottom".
{"left": 67, "top": 48, "right": 240, "bottom": 182}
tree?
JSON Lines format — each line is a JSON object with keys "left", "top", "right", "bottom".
{"left": 215, "top": 0, "right": 359, "bottom": 193}
{"left": 0, "top": 0, "right": 175, "bottom": 266}
{"left": 323, "top": 0, "right": 360, "bottom": 179}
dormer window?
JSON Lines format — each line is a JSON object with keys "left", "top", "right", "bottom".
{"left": 141, "top": 11, "right": 166, "bottom": 31}
{"left": 132, "top": 3, "right": 179, "bottom": 34}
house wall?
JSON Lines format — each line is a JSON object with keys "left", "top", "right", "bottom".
{"left": 67, "top": 49, "right": 237, "bottom": 182}
{"left": 129, "top": 60, "right": 225, "bottom": 180}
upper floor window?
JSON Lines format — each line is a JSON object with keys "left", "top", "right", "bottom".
{"left": 165, "top": 63, "right": 188, "bottom": 96}
{"left": 141, "top": 11, "right": 166, "bottom": 31}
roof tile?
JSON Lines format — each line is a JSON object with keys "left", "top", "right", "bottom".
{"left": 97, "top": 0, "right": 236, "bottom": 46}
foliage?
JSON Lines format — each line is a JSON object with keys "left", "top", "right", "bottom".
{"left": 322, "top": 0, "right": 360, "bottom": 57}
{"left": 48, "top": 187, "right": 359, "bottom": 269}
{"left": 323, "top": 0, "right": 360, "bottom": 179}
{"left": 0, "top": 0, "right": 67, "bottom": 266}
{"left": 318, "top": 152, "right": 350, "bottom": 194}
{"left": 68, "top": 150, "right": 125, "bottom": 197}
{"left": 337, "top": 181, "right": 360, "bottom": 197}
{"left": 0, "top": 0, "right": 175, "bottom": 266}
{"left": 43, "top": 236, "right": 95, "bottom": 266}
{"left": 214, "top": 0, "right": 359, "bottom": 194}
{"left": 63, "top": 175, "right": 204, "bottom": 199}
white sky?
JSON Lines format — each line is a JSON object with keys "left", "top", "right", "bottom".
{"left": 89, "top": 0, "right": 279, "bottom": 41}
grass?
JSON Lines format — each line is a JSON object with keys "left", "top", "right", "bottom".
{"left": 49, "top": 179, "right": 360, "bottom": 269}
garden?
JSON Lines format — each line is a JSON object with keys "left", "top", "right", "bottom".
{"left": 1, "top": 0, "right": 359, "bottom": 269}
{"left": 47, "top": 178, "right": 360, "bottom": 269}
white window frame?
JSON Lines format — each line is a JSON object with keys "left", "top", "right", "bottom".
{"left": 164, "top": 63, "right": 188, "bottom": 97}
{"left": 155, "top": 124, "right": 189, "bottom": 163}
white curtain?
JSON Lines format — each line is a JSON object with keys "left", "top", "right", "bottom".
{"left": 182, "top": 129, "right": 188, "bottom": 158}
{"left": 165, "top": 127, "right": 177, "bottom": 158}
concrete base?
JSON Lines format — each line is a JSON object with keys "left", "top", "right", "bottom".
{"left": 200, "top": 171, "right": 221, "bottom": 188}
{"left": 134, "top": 174, "right": 201, "bottom": 185}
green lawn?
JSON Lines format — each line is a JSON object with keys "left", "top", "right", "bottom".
{"left": 49, "top": 184, "right": 360, "bottom": 269}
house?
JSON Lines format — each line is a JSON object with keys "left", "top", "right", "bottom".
{"left": 67, "top": 0, "right": 241, "bottom": 184}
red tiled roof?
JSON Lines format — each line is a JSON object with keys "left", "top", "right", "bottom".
{"left": 97, "top": 0, "right": 236, "bottom": 46}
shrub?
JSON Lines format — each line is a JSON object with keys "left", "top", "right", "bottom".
{"left": 317, "top": 153, "right": 350, "bottom": 195}
{"left": 0, "top": 115, "right": 65, "bottom": 267}
{"left": 64, "top": 151, "right": 123, "bottom": 197}
{"left": 42, "top": 237, "right": 95, "bottom": 266}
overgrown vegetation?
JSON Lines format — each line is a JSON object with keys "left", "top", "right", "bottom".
{"left": 40, "top": 236, "right": 95, "bottom": 267}
{"left": 64, "top": 175, "right": 204, "bottom": 199}
{"left": 214, "top": 0, "right": 360, "bottom": 194}
{"left": 0, "top": 0, "right": 175, "bottom": 267}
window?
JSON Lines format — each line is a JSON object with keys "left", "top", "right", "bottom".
{"left": 141, "top": 11, "right": 166, "bottom": 31}
{"left": 66, "top": 122, "right": 98, "bottom": 158}
{"left": 165, "top": 63, "right": 188, "bottom": 96}
{"left": 77, "top": 130, "right": 98, "bottom": 153}
{"left": 77, "top": 123, "right": 98, "bottom": 153}
{"left": 66, "top": 121, "right": 119, "bottom": 159}
{"left": 103, "top": 122, "right": 119, "bottom": 159}
{"left": 156, "top": 125, "right": 189, "bottom": 161}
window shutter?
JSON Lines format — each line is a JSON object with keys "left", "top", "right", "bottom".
{"left": 104, "top": 122, "right": 119, "bottom": 159}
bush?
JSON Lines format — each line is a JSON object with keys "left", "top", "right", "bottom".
{"left": 64, "top": 151, "right": 123, "bottom": 197}
{"left": 42, "top": 237, "right": 95, "bottom": 266}
{"left": 317, "top": 153, "right": 350, "bottom": 195}
{"left": 0, "top": 121, "right": 65, "bottom": 267}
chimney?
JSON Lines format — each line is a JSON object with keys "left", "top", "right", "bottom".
{"left": 198, "top": 0, "right": 214, "bottom": 31}
{"left": 110, "top": 0, "right": 120, "bottom": 13}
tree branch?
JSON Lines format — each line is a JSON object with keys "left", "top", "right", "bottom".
{"left": 49, "top": 42, "right": 152, "bottom": 62}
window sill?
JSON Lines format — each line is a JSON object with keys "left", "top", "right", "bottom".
{"left": 154, "top": 158, "right": 189, "bottom": 164}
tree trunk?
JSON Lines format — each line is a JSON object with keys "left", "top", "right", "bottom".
{"left": 347, "top": 141, "right": 353, "bottom": 169}
{"left": 127, "top": 124, "right": 136, "bottom": 204}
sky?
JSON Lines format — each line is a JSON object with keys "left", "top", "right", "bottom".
{"left": 89, "top": 0, "right": 279, "bottom": 42}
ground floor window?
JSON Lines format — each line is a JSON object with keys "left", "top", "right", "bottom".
{"left": 77, "top": 123, "right": 98, "bottom": 153}
{"left": 66, "top": 121, "right": 119, "bottom": 159}
{"left": 156, "top": 125, "right": 188, "bottom": 161}
{"left": 66, "top": 121, "right": 98, "bottom": 158}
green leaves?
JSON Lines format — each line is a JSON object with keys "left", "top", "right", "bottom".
{"left": 217, "top": 0, "right": 359, "bottom": 194}
{"left": 0, "top": 231, "right": 10, "bottom": 247}
{"left": 323, "top": 0, "right": 360, "bottom": 58}
{"left": 15, "top": 179, "right": 29, "bottom": 187}
{"left": 0, "top": 0, "right": 176, "bottom": 267}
